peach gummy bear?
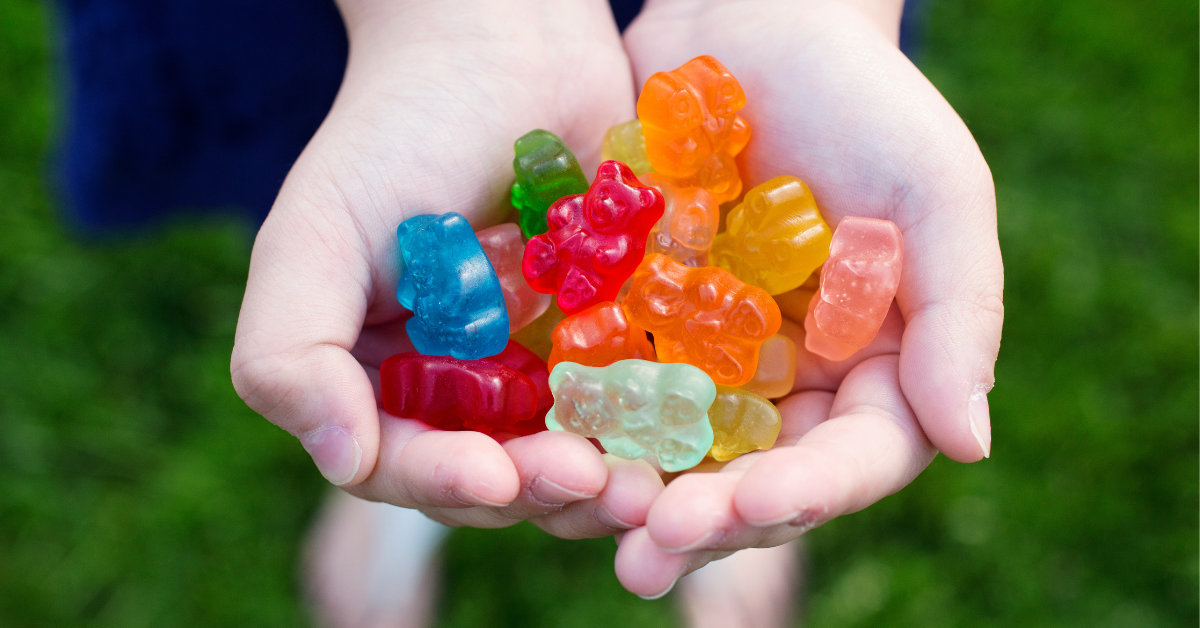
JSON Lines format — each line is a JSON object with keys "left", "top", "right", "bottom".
{"left": 805, "top": 217, "right": 903, "bottom": 360}
{"left": 640, "top": 173, "right": 719, "bottom": 268}
{"left": 477, "top": 223, "right": 552, "bottom": 333}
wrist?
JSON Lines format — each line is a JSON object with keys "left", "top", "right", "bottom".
{"left": 335, "top": 0, "right": 619, "bottom": 50}
{"left": 640, "top": 0, "right": 906, "bottom": 45}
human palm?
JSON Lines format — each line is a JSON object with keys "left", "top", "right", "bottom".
{"left": 612, "top": 0, "right": 1004, "bottom": 596}
{"left": 232, "top": 0, "right": 664, "bottom": 536}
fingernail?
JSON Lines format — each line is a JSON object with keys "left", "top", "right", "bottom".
{"left": 969, "top": 385, "right": 992, "bottom": 459}
{"left": 596, "top": 504, "right": 635, "bottom": 530}
{"left": 661, "top": 529, "right": 722, "bottom": 554}
{"left": 451, "top": 487, "right": 511, "bottom": 508}
{"left": 302, "top": 427, "right": 362, "bottom": 486}
{"left": 789, "top": 510, "right": 821, "bottom": 533}
{"left": 530, "top": 477, "right": 597, "bottom": 506}
{"left": 637, "top": 565, "right": 687, "bottom": 600}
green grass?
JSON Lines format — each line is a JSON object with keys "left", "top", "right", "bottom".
{"left": 0, "top": 0, "right": 1195, "bottom": 626}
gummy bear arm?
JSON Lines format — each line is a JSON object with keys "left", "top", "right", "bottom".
{"left": 593, "top": 236, "right": 631, "bottom": 268}
{"left": 727, "top": 115, "right": 752, "bottom": 155}
{"left": 521, "top": 236, "right": 561, "bottom": 290}
{"left": 547, "top": 195, "right": 584, "bottom": 230}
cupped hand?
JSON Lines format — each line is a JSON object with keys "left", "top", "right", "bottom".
{"left": 615, "top": 0, "right": 1004, "bottom": 596}
{"left": 230, "top": 0, "right": 662, "bottom": 537}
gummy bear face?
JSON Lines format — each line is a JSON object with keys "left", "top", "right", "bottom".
{"left": 712, "top": 176, "right": 833, "bottom": 295}
{"left": 545, "top": 359, "right": 716, "bottom": 472}
{"left": 521, "top": 161, "right": 664, "bottom": 315}
{"left": 623, "top": 255, "right": 781, "bottom": 386}
{"left": 396, "top": 213, "right": 509, "bottom": 360}
{"left": 586, "top": 162, "right": 662, "bottom": 235}
{"left": 676, "top": 56, "right": 746, "bottom": 124}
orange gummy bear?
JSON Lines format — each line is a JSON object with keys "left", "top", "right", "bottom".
{"left": 623, "top": 254, "right": 781, "bottom": 386}
{"left": 637, "top": 55, "right": 751, "bottom": 204}
{"left": 548, "top": 301, "right": 656, "bottom": 372}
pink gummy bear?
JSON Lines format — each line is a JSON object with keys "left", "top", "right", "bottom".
{"left": 477, "top": 223, "right": 552, "bottom": 333}
{"left": 805, "top": 217, "right": 903, "bottom": 360}
{"left": 522, "top": 161, "right": 665, "bottom": 316}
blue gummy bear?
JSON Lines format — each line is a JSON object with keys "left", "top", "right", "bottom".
{"left": 396, "top": 212, "right": 509, "bottom": 360}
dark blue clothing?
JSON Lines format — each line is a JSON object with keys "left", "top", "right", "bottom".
{"left": 57, "top": 0, "right": 348, "bottom": 229}
{"left": 56, "top": 0, "right": 919, "bottom": 231}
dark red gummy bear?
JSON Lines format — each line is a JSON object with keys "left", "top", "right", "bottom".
{"left": 380, "top": 341, "right": 551, "bottom": 436}
{"left": 485, "top": 341, "right": 554, "bottom": 435}
{"left": 522, "top": 160, "right": 665, "bottom": 315}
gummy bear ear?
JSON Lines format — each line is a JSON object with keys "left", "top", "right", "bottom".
{"left": 638, "top": 72, "right": 703, "bottom": 131}
{"left": 725, "top": 296, "right": 769, "bottom": 339}
{"left": 596, "top": 160, "right": 623, "bottom": 181}
{"left": 638, "top": 186, "right": 658, "bottom": 209}
{"left": 641, "top": 277, "right": 686, "bottom": 320}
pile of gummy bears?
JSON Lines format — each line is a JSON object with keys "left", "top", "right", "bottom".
{"left": 381, "top": 56, "right": 903, "bottom": 473}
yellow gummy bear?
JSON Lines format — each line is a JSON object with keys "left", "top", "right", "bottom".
{"left": 708, "top": 385, "right": 782, "bottom": 461}
{"left": 740, "top": 333, "right": 797, "bottom": 399}
{"left": 601, "top": 120, "right": 653, "bottom": 176}
{"left": 712, "top": 176, "right": 832, "bottom": 295}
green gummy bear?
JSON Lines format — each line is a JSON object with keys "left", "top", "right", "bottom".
{"left": 545, "top": 359, "right": 716, "bottom": 472}
{"left": 511, "top": 129, "right": 589, "bottom": 238}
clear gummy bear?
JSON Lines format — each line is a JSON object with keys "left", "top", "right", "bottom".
{"left": 545, "top": 359, "right": 716, "bottom": 472}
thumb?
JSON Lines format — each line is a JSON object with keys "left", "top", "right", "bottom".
{"left": 231, "top": 177, "right": 380, "bottom": 486}
{"left": 896, "top": 150, "right": 1004, "bottom": 463}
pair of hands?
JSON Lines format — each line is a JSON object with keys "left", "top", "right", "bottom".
{"left": 230, "top": 0, "right": 1003, "bottom": 599}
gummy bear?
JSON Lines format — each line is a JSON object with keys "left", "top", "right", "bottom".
{"left": 511, "top": 129, "right": 589, "bottom": 238}
{"left": 522, "top": 161, "right": 665, "bottom": 316}
{"left": 508, "top": 298, "right": 567, "bottom": 362}
{"left": 637, "top": 55, "right": 751, "bottom": 204}
{"left": 484, "top": 340, "right": 554, "bottom": 435}
{"left": 396, "top": 212, "right": 509, "bottom": 360}
{"left": 803, "top": 296, "right": 859, "bottom": 362}
{"left": 548, "top": 301, "right": 656, "bottom": 372}
{"left": 740, "top": 332, "right": 796, "bottom": 399}
{"left": 711, "top": 176, "right": 832, "bottom": 295}
{"left": 623, "top": 254, "right": 782, "bottom": 386}
{"left": 601, "top": 120, "right": 653, "bottom": 176}
{"left": 380, "top": 352, "right": 539, "bottom": 435}
{"left": 708, "top": 385, "right": 781, "bottom": 461}
{"left": 546, "top": 359, "right": 716, "bottom": 472}
{"left": 805, "top": 217, "right": 903, "bottom": 360}
{"left": 477, "top": 223, "right": 552, "bottom": 333}
{"left": 772, "top": 273, "right": 820, "bottom": 323}
{"left": 641, "top": 173, "right": 719, "bottom": 268}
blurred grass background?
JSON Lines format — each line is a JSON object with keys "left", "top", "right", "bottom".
{"left": 0, "top": 0, "right": 1195, "bottom": 626}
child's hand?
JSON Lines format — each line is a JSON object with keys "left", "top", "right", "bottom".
{"left": 613, "top": 0, "right": 1004, "bottom": 596}
{"left": 230, "top": 0, "right": 662, "bottom": 536}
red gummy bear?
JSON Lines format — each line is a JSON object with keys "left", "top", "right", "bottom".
{"left": 522, "top": 160, "right": 665, "bottom": 316}
{"left": 380, "top": 341, "right": 551, "bottom": 436}
{"left": 484, "top": 341, "right": 553, "bottom": 435}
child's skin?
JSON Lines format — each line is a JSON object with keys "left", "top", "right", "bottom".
{"left": 232, "top": 0, "right": 664, "bottom": 539}
{"left": 231, "top": 0, "right": 1003, "bottom": 601}
{"left": 614, "top": 0, "right": 1003, "bottom": 598}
